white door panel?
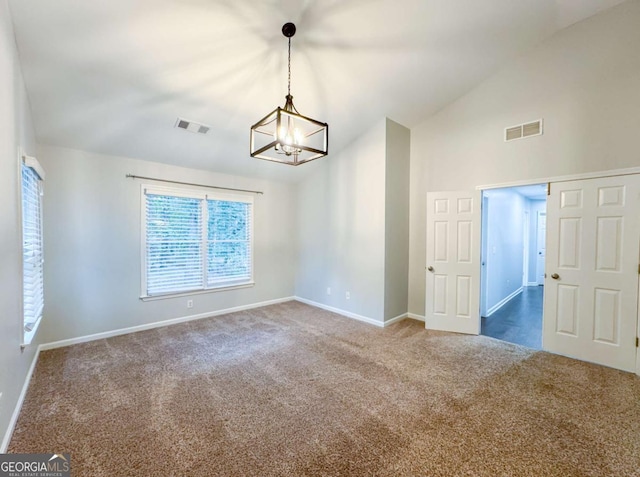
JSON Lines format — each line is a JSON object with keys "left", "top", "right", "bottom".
{"left": 425, "top": 191, "right": 481, "bottom": 334}
{"left": 544, "top": 175, "right": 640, "bottom": 372}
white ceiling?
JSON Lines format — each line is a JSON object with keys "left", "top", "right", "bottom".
{"left": 8, "top": 0, "right": 625, "bottom": 182}
{"left": 512, "top": 184, "right": 548, "bottom": 201}
{"left": 484, "top": 184, "right": 548, "bottom": 200}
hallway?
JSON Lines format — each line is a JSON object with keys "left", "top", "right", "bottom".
{"left": 481, "top": 286, "right": 543, "bottom": 349}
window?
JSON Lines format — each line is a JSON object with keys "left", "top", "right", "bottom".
{"left": 21, "top": 155, "right": 45, "bottom": 344}
{"left": 142, "top": 185, "right": 253, "bottom": 298}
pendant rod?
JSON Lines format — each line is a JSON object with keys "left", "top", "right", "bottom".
{"left": 287, "top": 36, "right": 292, "bottom": 97}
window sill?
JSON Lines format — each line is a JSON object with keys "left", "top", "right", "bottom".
{"left": 140, "top": 282, "right": 255, "bottom": 302}
{"left": 22, "top": 316, "right": 42, "bottom": 348}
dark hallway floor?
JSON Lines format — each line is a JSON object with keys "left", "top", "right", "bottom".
{"left": 481, "top": 286, "right": 543, "bottom": 349}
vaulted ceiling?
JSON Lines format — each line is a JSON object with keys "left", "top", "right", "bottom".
{"left": 8, "top": 0, "right": 625, "bottom": 181}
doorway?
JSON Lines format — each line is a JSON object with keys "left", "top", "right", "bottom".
{"left": 425, "top": 172, "right": 640, "bottom": 373}
{"left": 480, "top": 184, "right": 547, "bottom": 349}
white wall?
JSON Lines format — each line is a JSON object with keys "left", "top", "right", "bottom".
{"left": 36, "top": 145, "right": 297, "bottom": 343}
{"left": 0, "top": 0, "right": 40, "bottom": 449}
{"left": 482, "top": 190, "right": 525, "bottom": 315}
{"left": 295, "top": 120, "right": 387, "bottom": 322}
{"left": 409, "top": 1, "right": 640, "bottom": 316}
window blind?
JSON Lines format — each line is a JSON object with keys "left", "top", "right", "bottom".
{"left": 144, "top": 188, "right": 253, "bottom": 297}
{"left": 145, "top": 194, "right": 204, "bottom": 295}
{"left": 207, "top": 200, "right": 252, "bottom": 286}
{"left": 22, "top": 164, "right": 44, "bottom": 334}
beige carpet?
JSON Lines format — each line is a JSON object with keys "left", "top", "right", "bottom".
{"left": 9, "top": 301, "right": 640, "bottom": 476}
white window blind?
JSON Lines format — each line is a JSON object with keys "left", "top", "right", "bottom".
{"left": 21, "top": 160, "right": 44, "bottom": 341}
{"left": 207, "top": 199, "right": 252, "bottom": 286}
{"left": 145, "top": 194, "right": 204, "bottom": 295}
{"left": 143, "top": 187, "right": 253, "bottom": 297}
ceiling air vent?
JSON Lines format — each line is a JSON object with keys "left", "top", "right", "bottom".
{"left": 174, "top": 117, "right": 211, "bottom": 135}
{"left": 505, "top": 119, "right": 543, "bottom": 142}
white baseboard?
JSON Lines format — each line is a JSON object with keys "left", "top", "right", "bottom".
{"left": 526, "top": 282, "right": 539, "bottom": 287}
{"left": 2, "top": 296, "right": 296, "bottom": 449}
{"left": 1, "top": 347, "right": 41, "bottom": 453}
{"left": 294, "top": 297, "right": 385, "bottom": 327}
{"left": 2, "top": 295, "right": 396, "bottom": 449}
{"left": 384, "top": 313, "right": 408, "bottom": 327}
{"left": 486, "top": 287, "right": 523, "bottom": 317}
{"left": 407, "top": 313, "right": 425, "bottom": 322}
{"left": 40, "top": 296, "right": 295, "bottom": 351}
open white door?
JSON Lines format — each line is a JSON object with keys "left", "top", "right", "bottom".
{"left": 544, "top": 175, "right": 640, "bottom": 372}
{"left": 425, "top": 191, "right": 481, "bottom": 334}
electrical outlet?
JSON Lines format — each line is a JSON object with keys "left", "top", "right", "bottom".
{"left": 327, "top": 287, "right": 331, "bottom": 295}
{"left": 187, "top": 299, "right": 193, "bottom": 309}
{"left": 346, "top": 291, "right": 350, "bottom": 300}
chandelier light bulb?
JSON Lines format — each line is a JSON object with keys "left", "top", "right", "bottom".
{"left": 293, "top": 128, "right": 303, "bottom": 145}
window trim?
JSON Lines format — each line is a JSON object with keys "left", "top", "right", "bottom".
{"left": 139, "top": 183, "right": 254, "bottom": 299}
{"left": 20, "top": 152, "right": 45, "bottom": 346}
{"left": 139, "top": 283, "right": 255, "bottom": 302}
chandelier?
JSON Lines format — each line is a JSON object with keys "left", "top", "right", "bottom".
{"left": 250, "top": 23, "right": 329, "bottom": 166}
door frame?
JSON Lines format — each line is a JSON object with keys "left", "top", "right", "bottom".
{"left": 536, "top": 211, "right": 546, "bottom": 285}
{"left": 475, "top": 166, "right": 640, "bottom": 375}
{"left": 480, "top": 195, "right": 489, "bottom": 317}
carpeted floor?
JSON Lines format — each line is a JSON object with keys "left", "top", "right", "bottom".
{"left": 9, "top": 301, "right": 640, "bottom": 476}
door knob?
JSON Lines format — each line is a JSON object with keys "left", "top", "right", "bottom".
{"left": 551, "top": 273, "right": 560, "bottom": 279}
{"left": 427, "top": 266, "right": 434, "bottom": 272}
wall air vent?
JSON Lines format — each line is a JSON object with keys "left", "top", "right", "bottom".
{"left": 174, "top": 117, "right": 211, "bottom": 135}
{"left": 505, "top": 119, "right": 543, "bottom": 142}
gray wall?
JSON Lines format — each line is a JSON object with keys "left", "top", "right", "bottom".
{"left": 384, "top": 119, "right": 410, "bottom": 321}
{"left": 408, "top": 1, "right": 640, "bottom": 316}
{"left": 482, "top": 190, "right": 526, "bottom": 314}
{"left": 0, "top": 0, "right": 41, "bottom": 449}
{"left": 295, "top": 118, "right": 410, "bottom": 323}
{"left": 36, "top": 145, "right": 297, "bottom": 343}
{"left": 295, "top": 120, "right": 387, "bottom": 322}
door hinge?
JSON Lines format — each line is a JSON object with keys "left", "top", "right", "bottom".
{"left": 547, "top": 182, "right": 551, "bottom": 196}
{"left": 636, "top": 337, "right": 639, "bottom": 347}
{"left": 638, "top": 263, "right": 640, "bottom": 274}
